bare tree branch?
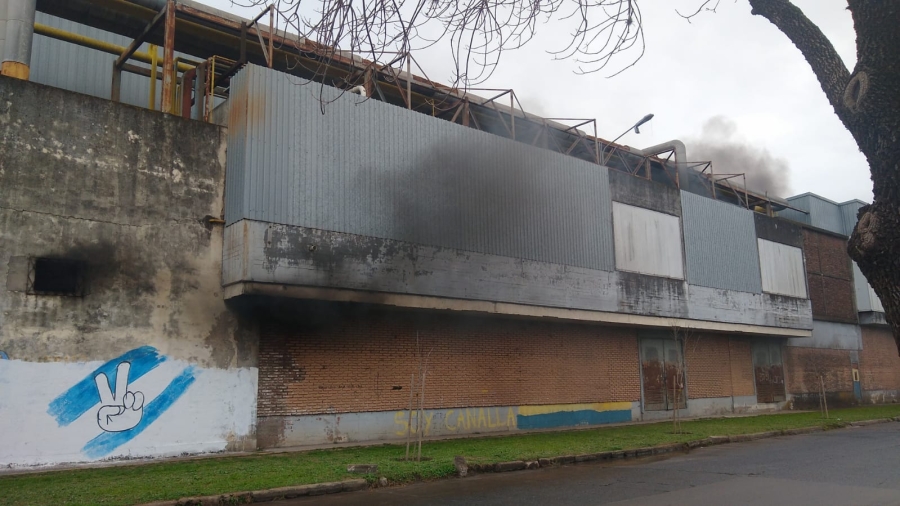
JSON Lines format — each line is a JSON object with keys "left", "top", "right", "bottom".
{"left": 747, "top": 0, "right": 852, "bottom": 127}
{"left": 675, "top": 0, "right": 720, "bottom": 22}
{"left": 229, "top": 0, "right": 650, "bottom": 88}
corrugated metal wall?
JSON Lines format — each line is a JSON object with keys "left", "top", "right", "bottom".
{"left": 681, "top": 191, "right": 762, "bottom": 293}
{"left": 778, "top": 194, "right": 810, "bottom": 225}
{"left": 612, "top": 202, "right": 684, "bottom": 279}
{"left": 839, "top": 200, "right": 864, "bottom": 237}
{"left": 807, "top": 195, "right": 845, "bottom": 234}
{"left": 31, "top": 13, "right": 157, "bottom": 108}
{"left": 853, "top": 261, "right": 884, "bottom": 312}
{"left": 780, "top": 193, "right": 847, "bottom": 235}
{"left": 853, "top": 261, "right": 874, "bottom": 312}
{"left": 30, "top": 13, "right": 205, "bottom": 111}
{"left": 758, "top": 239, "right": 807, "bottom": 298}
{"left": 226, "top": 64, "right": 615, "bottom": 270}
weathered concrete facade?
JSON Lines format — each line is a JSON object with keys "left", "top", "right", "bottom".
{"left": 223, "top": 65, "right": 813, "bottom": 338}
{"left": 0, "top": 77, "right": 258, "bottom": 467}
{"left": 5, "top": 7, "right": 900, "bottom": 465}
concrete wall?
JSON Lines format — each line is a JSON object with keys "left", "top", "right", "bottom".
{"left": 225, "top": 221, "right": 813, "bottom": 332}
{"left": 265, "top": 402, "right": 640, "bottom": 447}
{"left": 0, "top": 77, "right": 257, "bottom": 467}
{"left": 787, "top": 321, "right": 862, "bottom": 351}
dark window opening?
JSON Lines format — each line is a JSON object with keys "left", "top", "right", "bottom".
{"left": 28, "top": 258, "right": 85, "bottom": 296}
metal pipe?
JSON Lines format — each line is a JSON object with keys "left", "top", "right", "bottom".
{"left": 148, "top": 43, "right": 158, "bottom": 110}
{"left": 0, "top": 0, "right": 8, "bottom": 62}
{"left": 267, "top": 5, "right": 274, "bottom": 68}
{"left": 33, "top": 23, "right": 193, "bottom": 72}
{"left": 2, "top": 0, "right": 36, "bottom": 79}
{"left": 160, "top": 0, "right": 175, "bottom": 114}
{"left": 638, "top": 140, "right": 689, "bottom": 189}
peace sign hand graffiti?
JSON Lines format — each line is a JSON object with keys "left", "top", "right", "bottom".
{"left": 94, "top": 362, "right": 144, "bottom": 432}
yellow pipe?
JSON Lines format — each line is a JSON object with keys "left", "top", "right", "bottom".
{"left": 34, "top": 23, "right": 193, "bottom": 73}
{"left": 148, "top": 44, "right": 158, "bottom": 110}
{"left": 1, "top": 62, "right": 30, "bottom": 80}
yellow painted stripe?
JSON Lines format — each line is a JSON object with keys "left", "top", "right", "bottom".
{"left": 517, "top": 402, "right": 633, "bottom": 416}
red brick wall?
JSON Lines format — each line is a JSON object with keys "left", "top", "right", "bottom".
{"left": 258, "top": 312, "right": 642, "bottom": 417}
{"left": 803, "top": 230, "right": 857, "bottom": 323}
{"left": 729, "top": 339, "right": 756, "bottom": 396}
{"left": 685, "top": 335, "right": 733, "bottom": 399}
{"left": 785, "top": 346, "right": 852, "bottom": 394}
{"left": 860, "top": 328, "right": 900, "bottom": 391}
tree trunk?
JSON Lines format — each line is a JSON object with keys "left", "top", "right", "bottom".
{"left": 749, "top": 0, "right": 900, "bottom": 354}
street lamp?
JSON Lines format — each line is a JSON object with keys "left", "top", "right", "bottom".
{"left": 603, "top": 113, "right": 654, "bottom": 166}
{"left": 610, "top": 113, "right": 655, "bottom": 145}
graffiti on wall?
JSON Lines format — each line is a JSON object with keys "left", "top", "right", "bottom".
{"left": 46, "top": 346, "right": 197, "bottom": 458}
{"left": 393, "top": 407, "right": 518, "bottom": 436}
{"left": 391, "top": 402, "right": 634, "bottom": 437}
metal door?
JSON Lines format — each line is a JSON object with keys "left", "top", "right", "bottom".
{"left": 752, "top": 342, "right": 786, "bottom": 403}
{"left": 641, "top": 338, "right": 686, "bottom": 411}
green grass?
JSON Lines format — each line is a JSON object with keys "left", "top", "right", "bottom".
{"left": 3, "top": 405, "right": 900, "bottom": 506}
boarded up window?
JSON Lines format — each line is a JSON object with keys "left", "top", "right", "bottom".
{"left": 752, "top": 342, "right": 786, "bottom": 403}
{"left": 641, "top": 338, "right": 686, "bottom": 411}
{"left": 613, "top": 202, "right": 684, "bottom": 279}
{"left": 758, "top": 239, "right": 807, "bottom": 298}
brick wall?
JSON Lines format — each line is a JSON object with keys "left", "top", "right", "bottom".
{"left": 685, "top": 335, "right": 733, "bottom": 399}
{"left": 803, "top": 229, "right": 857, "bottom": 323}
{"left": 860, "top": 328, "right": 900, "bottom": 391}
{"left": 258, "top": 311, "right": 642, "bottom": 417}
{"left": 729, "top": 339, "right": 756, "bottom": 396}
{"left": 785, "top": 346, "right": 853, "bottom": 393}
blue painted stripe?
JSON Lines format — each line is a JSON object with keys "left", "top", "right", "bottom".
{"left": 82, "top": 366, "right": 197, "bottom": 459}
{"left": 47, "top": 346, "right": 166, "bottom": 426}
{"left": 516, "top": 409, "right": 632, "bottom": 430}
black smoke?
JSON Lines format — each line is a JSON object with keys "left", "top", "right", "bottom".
{"left": 687, "top": 116, "right": 792, "bottom": 197}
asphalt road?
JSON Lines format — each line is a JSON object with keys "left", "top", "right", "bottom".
{"left": 288, "top": 423, "right": 900, "bottom": 506}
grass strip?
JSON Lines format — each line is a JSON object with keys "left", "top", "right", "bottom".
{"left": 3, "top": 405, "right": 899, "bottom": 506}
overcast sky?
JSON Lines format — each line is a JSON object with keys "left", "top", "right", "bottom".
{"left": 208, "top": 0, "right": 869, "bottom": 202}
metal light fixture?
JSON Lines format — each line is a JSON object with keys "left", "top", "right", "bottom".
{"left": 611, "top": 113, "right": 655, "bottom": 145}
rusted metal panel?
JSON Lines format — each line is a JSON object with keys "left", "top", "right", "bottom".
{"left": 758, "top": 239, "right": 808, "bottom": 298}
{"left": 640, "top": 338, "right": 685, "bottom": 411}
{"left": 641, "top": 340, "right": 666, "bottom": 411}
{"left": 752, "top": 342, "right": 786, "bottom": 403}
{"left": 225, "top": 64, "right": 615, "bottom": 271}
{"left": 681, "top": 191, "right": 762, "bottom": 293}
{"left": 612, "top": 202, "right": 684, "bottom": 279}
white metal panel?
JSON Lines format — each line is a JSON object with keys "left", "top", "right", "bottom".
{"left": 869, "top": 284, "right": 885, "bottom": 312}
{"left": 613, "top": 202, "right": 684, "bottom": 279}
{"left": 852, "top": 261, "right": 874, "bottom": 311}
{"left": 758, "top": 239, "right": 807, "bottom": 298}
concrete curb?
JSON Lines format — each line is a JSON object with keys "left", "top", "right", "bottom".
{"left": 137, "top": 479, "right": 367, "bottom": 506}
{"left": 138, "top": 417, "right": 899, "bottom": 505}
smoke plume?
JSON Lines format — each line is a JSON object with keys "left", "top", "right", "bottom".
{"left": 687, "top": 116, "right": 792, "bottom": 197}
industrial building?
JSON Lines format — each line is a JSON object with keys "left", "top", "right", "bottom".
{"left": 0, "top": 0, "right": 896, "bottom": 468}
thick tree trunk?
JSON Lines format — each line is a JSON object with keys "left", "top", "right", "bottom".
{"left": 749, "top": 0, "right": 900, "bottom": 354}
